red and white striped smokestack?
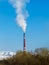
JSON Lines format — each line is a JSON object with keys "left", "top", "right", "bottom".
{"left": 23, "top": 33, "right": 26, "bottom": 51}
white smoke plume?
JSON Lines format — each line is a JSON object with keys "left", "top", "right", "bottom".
{"left": 9, "top": 0, "right": 30, "bottom": 32}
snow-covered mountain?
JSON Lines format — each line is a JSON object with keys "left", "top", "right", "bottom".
{"left": 0, "top": 51, "right": 16, "bottom": 60}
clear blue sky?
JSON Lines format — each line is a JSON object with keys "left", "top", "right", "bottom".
{"left": 0, "top": 0, "right": 49, "bottom": 52}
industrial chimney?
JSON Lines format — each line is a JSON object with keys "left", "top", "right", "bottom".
{"left": 23, "top": 33, "right": 26, "bottom": 51}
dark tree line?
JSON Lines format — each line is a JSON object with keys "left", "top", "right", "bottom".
{"left": 0, "top": 48, "right": 49, "bottom": 65}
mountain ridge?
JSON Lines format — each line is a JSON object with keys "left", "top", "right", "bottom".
{"left": 0, "top": 51, "right": 16, "bottom": 60}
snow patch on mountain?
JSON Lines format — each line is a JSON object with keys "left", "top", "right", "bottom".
{"left": 0, "top": 51, "right": 16, "bottom": 60}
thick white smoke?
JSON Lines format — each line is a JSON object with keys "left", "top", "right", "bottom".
{"left": 9, "top": 0, "right": 30, "bottom": 32}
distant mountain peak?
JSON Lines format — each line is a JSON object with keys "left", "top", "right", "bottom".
{"left": 0, "top": 51, "right": 16, "bottom": 60}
